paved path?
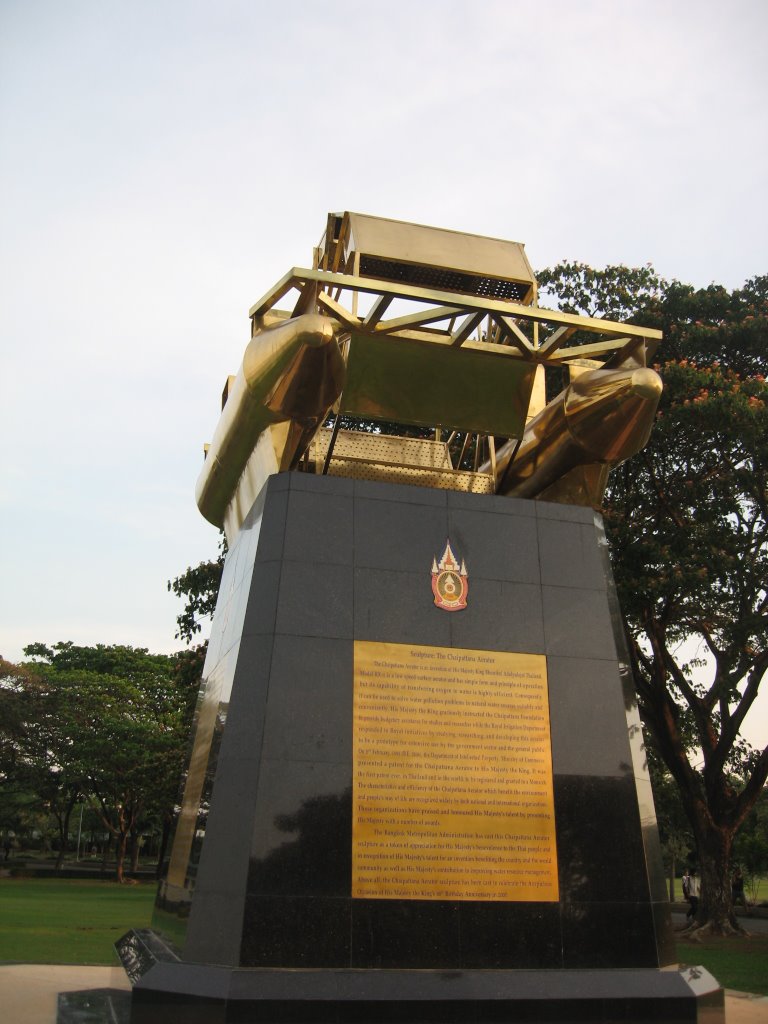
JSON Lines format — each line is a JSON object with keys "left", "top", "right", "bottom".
{"left": 671, "top": 908, "right": 768, "bottom": 934}
{"left": 0, "top": 962, "right": 766, "bottom": 1024}
{"left": 0, "top": 964, "right": 129, "bottom": 1024}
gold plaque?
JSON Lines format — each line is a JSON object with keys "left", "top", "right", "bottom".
{"left": 352, "top": 641, "right": 558, "bottom": 902}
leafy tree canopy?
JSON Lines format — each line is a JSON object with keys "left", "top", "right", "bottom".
{"left": 168, "top": 535, "right": 226, "bottom": 644}
{"left": 2, "top": 644, "right": 198, "bottom": 880}
{"left": 23, "top": 641, "right": 172, "bottom": 679}
{"left": 540, "top": 262, "right": 768, "bottom": 936}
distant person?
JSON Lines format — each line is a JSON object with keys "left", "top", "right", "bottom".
{"left": 732, "top": 866, "right": 749, "bottom": 914}
{"left": 3, "top": 837, "right": 11, "bottom": 861}
{"left": 686, "top": 869, "right": 700, "bottom": 922}
{"left": 681, "top": 869, "right": 690, "bottom": 903}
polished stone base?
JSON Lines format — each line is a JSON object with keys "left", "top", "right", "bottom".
{"left": 57, "top": 988, "right": 131, "bottom": 1023}
{"left": 118, "top": 928, "right": 723, "bottom": 1024}
{"left": 121, "top": 475, "right": 724, "bottom": 1022}
{"left": 151, "top": 475, "right": 679, "bottom": 971}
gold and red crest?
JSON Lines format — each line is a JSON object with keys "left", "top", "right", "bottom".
{"left": 431, "top": 541, "right": 468, "bottom": 612}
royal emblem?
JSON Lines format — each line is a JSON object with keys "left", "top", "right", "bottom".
{"left": 431, "top": 541, "right": 468, "bottom": 612}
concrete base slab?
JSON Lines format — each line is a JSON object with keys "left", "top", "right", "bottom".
{"left": 1, "top": 964, "right": 765, "bottom": 1024}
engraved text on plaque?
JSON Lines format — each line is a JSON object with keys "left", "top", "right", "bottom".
{"left": 352, "top": 641, "right": 558, "bottom": 901}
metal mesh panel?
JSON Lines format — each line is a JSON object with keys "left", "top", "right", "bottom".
{"left": 359, "top": 255, "right": 530, "bottom": 302}
{"left": 307, "top": 429, "right": 495, "bottom": 494}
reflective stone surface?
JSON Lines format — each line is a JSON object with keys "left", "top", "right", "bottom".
{"left": 152, "top": 482, "right": 282, "bottom": 956}
{"left": 112, "top": 961, "right": 724, "bottom": 1024}
{"left": 152, "top": 474, "right": 678, "bottom": 977}
{"left": 57, "top": 988, "right": 131, "bottom": 1024}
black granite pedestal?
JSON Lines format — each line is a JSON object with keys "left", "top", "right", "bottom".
{"left": 118, "top": 472, "right": 723, "bottom": 1022}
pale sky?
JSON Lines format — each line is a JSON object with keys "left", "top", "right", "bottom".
{"left": 1, "top": 1, "right": 766, "bottom": 746}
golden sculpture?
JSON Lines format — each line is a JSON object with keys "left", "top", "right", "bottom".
{"left": 197, "top": 213, "right": 662, "bottom": 541}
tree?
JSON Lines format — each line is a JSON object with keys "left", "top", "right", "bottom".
{"left": 0, "top": 657, "right": 83, "bottom": 866}
{"left": 150, "top": 644, "right": 207, "bottom": 877}
{"left": 539, "top": 263, "right": 768, "bottom": 936}
{"left": 168, "top": 535, "right": 226, "bottom": 644}
{"left": 16, "top": 643, "right": 196, "bottom": 881}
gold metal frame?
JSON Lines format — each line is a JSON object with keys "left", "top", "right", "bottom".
{"left": 198, "top": 213, "right": 663, "bottom": 539}
{"left": 249, "top": 265, "right": 660, "bottom": 366}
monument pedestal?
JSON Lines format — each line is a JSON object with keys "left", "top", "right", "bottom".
{"left": 120, "top": 928, "right": 722, "bottom": 1023}
{"left": 119, "top": 473, "right": 723, "bottom": 1022}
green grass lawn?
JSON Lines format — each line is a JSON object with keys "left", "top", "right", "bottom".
{"left": 0, "top": 878, "right": 155, "bottom": 964}
{"left": 746, "top": 876, "right": 768, "bottom": 905}
{"left": 678, "top": 935, "right": 768, "bottom": 997}
{"left": 1, "top": 877, "right": 767, "bottom": 995}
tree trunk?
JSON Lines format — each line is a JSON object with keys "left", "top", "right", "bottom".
{"left": 130, "top": 831, "right": 141, "bottom": 873}
{"left": 685, "top": 813, "right": 742, "bottom": 937}
{"left": 115, "top": 830, "right": 128, "bottom": 884}
{"left": 637, "top": 673, "right": 761, "bottom": 936}
{"left": 155, "top": 817, "right": 172, "bottom": 880}
{"left": 55, "top": 791, "right": 79, "bottom": 871}
{"left": 115, "top": 801, "right": 140, "bottom": 883}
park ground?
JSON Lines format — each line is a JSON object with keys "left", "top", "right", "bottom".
{"left": 0, "top": 878, "right": 767, "bottom": 1000}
